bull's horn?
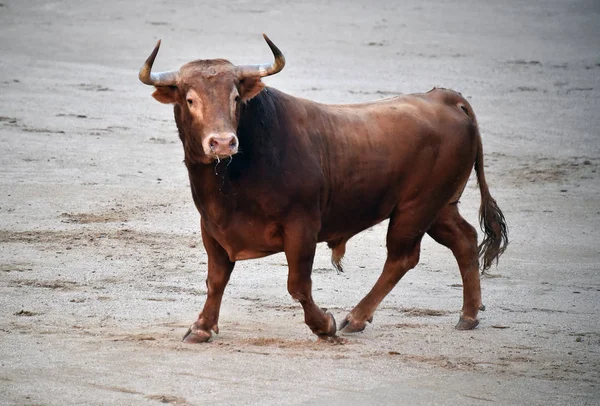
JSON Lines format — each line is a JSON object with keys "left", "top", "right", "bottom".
{"left": 236, "top": 33, "right": 286, "bottom": 78}
{"left": 139, "top": 40, "right": 180, "bottom": 86}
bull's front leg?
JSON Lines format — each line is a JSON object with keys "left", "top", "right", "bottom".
{"left": 183, "top": 224, "right": 234, "bottom": 343}
{"left": 284, "top": 217, "right": 341, "bottom": 343}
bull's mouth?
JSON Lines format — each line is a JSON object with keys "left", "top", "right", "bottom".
{"left": 204, "top": 146, "right": 239, "bottom": 164}
{"left": 208, "top": 151, "right": 237, "bottom": 162}
{"left": 192, "top": 149, "right": 238, "bottom": 165}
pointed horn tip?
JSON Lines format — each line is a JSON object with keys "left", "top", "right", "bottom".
{"left": 261, "top": 33, "right": 276, "bottom": 48}
{"left": 261, "top": 34, "right": 284, "bottom": 60}
{"left": 139, "top": 39, "right": 165, "bottom": 85}
{"left": 149, "top": 39, "right": 162, "bottom": 56}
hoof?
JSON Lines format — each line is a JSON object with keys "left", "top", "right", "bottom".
{"left": 479, "top": 304, "right": 486, "bottom": 311}
{"left": 339, "top": 313, "right": 371, "bottom": 334}
{"left": 310, "top": 311, "right": 337, "bottom": 338}
{"left": 182, "top": 325, "right": 212, "bottom": 343}
{"left": 326, "top": 311, "right": 338, "bottom": 336}
{"left": 455, "top": 316, "right": 479, "bottom": 330}
{"left": 320, "top": 311, "right": 337, "bottom": 337}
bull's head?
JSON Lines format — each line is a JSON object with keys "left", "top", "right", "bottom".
{"left": 139, "top": 34, "right": 285, "bottom": 164}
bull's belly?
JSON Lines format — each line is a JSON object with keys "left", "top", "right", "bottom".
{"left": 318, "top": 211, "right": 391, "bottom": 244}
{"left": 204, "top": 180, "right": 459, "bottom": 261}
{"left": 232, "top": 249, "right": 279, "bottom": 261}
{"left": 216, "top": 238, "right": 284, "bottom": 262}
{"left": 317, "top": 182, "right": 459, "bottom": 244}
{"left": 318, "top": 196, "right": 399, "bottom": 243}
{"left": 206, "top": 210, "right": 388, "bottom": 262}
{"left": 204, "top": 217, "right": 285, "bottom": 262}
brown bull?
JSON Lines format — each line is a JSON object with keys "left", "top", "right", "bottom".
{"left": 139, "top": 34, "right": 508, "bottom": 343}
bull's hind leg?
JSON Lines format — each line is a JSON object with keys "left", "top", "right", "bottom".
{"left": 427, "top": 204, "right": 482, "bottom": 330}
{"left": 340, "top": 213, "right": 423, "bottom": 333}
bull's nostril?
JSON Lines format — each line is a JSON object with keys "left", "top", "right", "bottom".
{"left": 206, "top": 135, "right": 237, "bottom": 155}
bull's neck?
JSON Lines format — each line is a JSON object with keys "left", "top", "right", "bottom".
{"left": 186, "top": 88, "right": 282, "bottom": 207}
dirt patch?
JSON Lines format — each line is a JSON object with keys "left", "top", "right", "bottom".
{"left": 60, "top": 211, "right": 128, "bottom": 224}
{"left": 386, "top": 352, "right": 478, "bottom": 371}
{"left": 398, "top": 307, "right": 452, "bottom": 317}
{"left": 111, "top": 334, "right": 157, "bottom": 342}
{"left": 0, "top": 263, "right": 33, "bottom": 273}
{"left": 238, "top": 337, "right": 327, "bottom": 350}
{"left": 392, "top": 323, "right": 427, "bottom": 329}
{"left": 8, "top": 279, "right": 80, "bottom": 291}
{"left": 13, "top": 310, "right": 42, "bottom": 317}
{"left": 507, "top": 156, "right": 598, "bottom": 185}
{"left": 87, "top": 383, "right": 142, "bottom": 395}
{"left": 145, "top": 394, "right": 190, "bottom": 405}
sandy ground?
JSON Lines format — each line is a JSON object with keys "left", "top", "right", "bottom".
{"left": 1, "top": 0, "right": 599, "bottom": 405}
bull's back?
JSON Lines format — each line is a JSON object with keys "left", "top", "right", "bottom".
{"left": 305, "top": 89, "right": 478, "bottom": 241}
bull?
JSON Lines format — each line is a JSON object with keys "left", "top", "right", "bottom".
{"left": 139, "top": 34, "right": 508, "bottom": 343}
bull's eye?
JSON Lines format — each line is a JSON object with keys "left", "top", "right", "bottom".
{"left": 186, "top": 99, "right": 193, "bottom": 107}
{"left": 234, "top": 95, "right": 240, "bottom": 103}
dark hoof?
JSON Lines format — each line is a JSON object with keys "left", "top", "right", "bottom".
{"left": 310, "top": 311, "right": 338, "bottom": 338}
{"left": 479, "top": 304, "right": 486, "bottom": 311}
{"left": 339, "top": 313, "right": 370, "bottom": 334}
{"left": 323, "top": 311, "right": 337, "bottom": 337}
{"left": 182, "top": 325, "right": 212, "bottom": 343}
{"left": 455, "top": 317, "right": 479, "bottom": 330}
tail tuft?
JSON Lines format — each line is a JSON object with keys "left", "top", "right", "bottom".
{"left": 478, "top": 194, "right": 508, "bottom": 272}
{"left": 473, "top": 122, "right": 508, "bottom": 273}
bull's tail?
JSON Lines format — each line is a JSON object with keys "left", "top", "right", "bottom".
{"left": 473, "top": 126, "right": 508, "bottom": 273}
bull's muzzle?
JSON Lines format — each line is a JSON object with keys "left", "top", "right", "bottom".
{"left": 204, "top": 132, "right": 239, "bottom": 159}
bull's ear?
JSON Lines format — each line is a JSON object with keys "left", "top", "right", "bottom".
{"left": 152, "top": 86, "right": 178, "bottom": 104}
{"left": 240, "top": 77, "right": 265, "bottom": 102}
